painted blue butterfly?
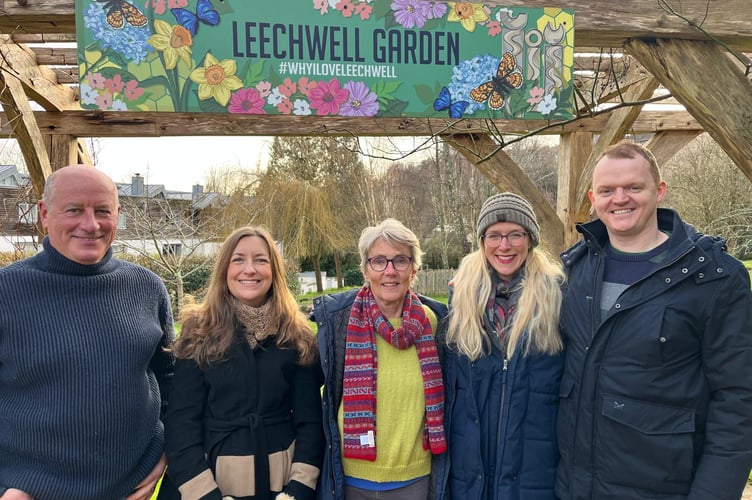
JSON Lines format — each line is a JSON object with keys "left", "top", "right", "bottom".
{"left": 433, "top": 86, "right": 469, "bottom": 119}
{"left": 171, "top": 0, "right": 220, "bottom": 36}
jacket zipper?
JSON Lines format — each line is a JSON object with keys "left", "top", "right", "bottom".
{"left": 494, "top": 355, "right": 509, "bottom": 493}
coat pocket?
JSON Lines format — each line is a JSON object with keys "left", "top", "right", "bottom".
{"left": 597, "top": 393, "right": 695, "bottom": 494}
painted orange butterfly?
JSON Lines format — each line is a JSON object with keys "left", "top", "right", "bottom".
{"left": 469, "top": 52, "right": 523, "bottom": 110}
{"left": 95, "top": 0, "right": 148, "bottom": 29}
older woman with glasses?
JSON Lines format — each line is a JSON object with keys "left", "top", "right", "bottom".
{"left": 440, "top": 193, "right": 565, "bottom": 499}
{"left": 312, "top": 218, "right": 448, "bottom": 500}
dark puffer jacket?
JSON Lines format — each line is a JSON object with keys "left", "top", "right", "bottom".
{"left": 556, "top": 208, "right": 752, "bottom": 500}
{"left": 441, "top": 314, "right": 562, "bottom": 499}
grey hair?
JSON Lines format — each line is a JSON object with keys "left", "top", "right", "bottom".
{"left": 358, "top": 218, "right": 423, "bottom": 274}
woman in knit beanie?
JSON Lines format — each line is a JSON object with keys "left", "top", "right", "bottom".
{"left": 441, "top": 192, "right": 564, "bottom": 499}
{"left": 162, "top": 226, "right": 324, "bottom": 500}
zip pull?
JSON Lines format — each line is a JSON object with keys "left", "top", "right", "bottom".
{"left": 503, "top": 358, "right": 509, "bottom": 371}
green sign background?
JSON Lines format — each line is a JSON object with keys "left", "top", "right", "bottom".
{"left": 76, "top": 0, "right": 574, "bottom": 119}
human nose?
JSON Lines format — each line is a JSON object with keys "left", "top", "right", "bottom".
{"left": 613, "top": 187, "right": 629, "bottom": 203}
{"left": 240, "top": 261, "right": 257, "bottom": 274}
{"left": 497, "top": 236, "right": 513, "bottom": 249}
{"left": 383, "top": 260, "right": 398, "bottom": 273}
{"left": 79, "top": 209, "right": 99, "bottom": 231}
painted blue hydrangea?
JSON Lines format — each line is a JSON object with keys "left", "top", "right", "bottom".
{"left": 448, "top": 54, "right": 500, "bottom": 116}
{"left": 83, "top": 3, "right": 153, "bottom": 65}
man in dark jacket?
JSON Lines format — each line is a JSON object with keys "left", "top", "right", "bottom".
{"left": 556, "top": 141, "right": 752, "bottom": 500}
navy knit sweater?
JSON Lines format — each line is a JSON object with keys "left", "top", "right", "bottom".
{"left": 0, "top": 238, "right": 175, "bottom": 500}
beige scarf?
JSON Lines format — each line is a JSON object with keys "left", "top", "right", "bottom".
{"left": 230, "top": 297, "right": 276, "bottom": 349}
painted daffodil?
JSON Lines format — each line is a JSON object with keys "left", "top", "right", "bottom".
{"left": 190, "top": 53, "right": 243, "bottom": 106}
{"left": 447, "top": 2, "right": 489, "bottom": 32}
{"left": 148, "top": 19, "right": 193, "bottom": 70}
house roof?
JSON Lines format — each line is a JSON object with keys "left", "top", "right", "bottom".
{"left": 0, "top": 165, "right": 28, "bottom": 187}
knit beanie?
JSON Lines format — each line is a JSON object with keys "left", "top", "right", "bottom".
{"left": 477, "top": 192, "right": 540, "bottom": 247}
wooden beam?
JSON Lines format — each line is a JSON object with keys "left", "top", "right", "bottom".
{"left": 2, "top": 0, "right": 751, "bottom": 50}
{"left": 645, "top": 130, "right": 703, "bottom": 167}
{"left": 444, "top": 133, "right": 566, "bottom": 253}
{"left": 557, "top": 131, "right": 593, "bottom": 246}
{"left": 77, "top": 138, "right": 93, "bottom": 165}
{"left": 0, "top": 35, "right": 77, "bottom": 111}
{"left": 626, "top": 39, "right": 752, "bottom": 183}
{"left": 45, "top": 134, "right": 77, "bottom": 169}
{"left": 0, "top": 66, "right": 51, "bottom": 198}
{"left": 573, "top": 71, "right": 661, "bottom": 220}
{"left": 0, "top": 109, "right": 703, "bottom": 138}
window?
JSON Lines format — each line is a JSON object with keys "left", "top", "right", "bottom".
{"left": 162, "top": 243, "right": 183, "bottom": 256}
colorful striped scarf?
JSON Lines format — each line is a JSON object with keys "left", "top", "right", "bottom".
{"left": 342, "top": 285, "right": 447, "bottom": 461}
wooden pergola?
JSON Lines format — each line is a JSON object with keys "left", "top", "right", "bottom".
{"left": 1, "top": 0, "right": 751, "bottom": 251}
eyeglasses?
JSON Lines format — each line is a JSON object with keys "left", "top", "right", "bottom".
{"left": 367, "top": 255, "right": 413, "bottom": 272}
{"left": 482, "top": 231, "right": 528, "bottom": 247}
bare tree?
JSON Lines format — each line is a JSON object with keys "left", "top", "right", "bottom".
{"left": 117, "top": 190, "right": 226, "bottom": 312}
{"left": 663, "top": 134, "right": 752, "bottom": 259}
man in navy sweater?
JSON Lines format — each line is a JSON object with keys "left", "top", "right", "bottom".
{"left": 0, "top": 165, "right": 175, "bottom": 500}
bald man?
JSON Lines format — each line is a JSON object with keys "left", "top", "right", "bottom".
{"left": 0, "top": 166, "right": 175, "bottom": 500}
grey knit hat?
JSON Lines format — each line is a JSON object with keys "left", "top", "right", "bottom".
{"left": 476, "top": 192, "right": 540, "bottom": 247}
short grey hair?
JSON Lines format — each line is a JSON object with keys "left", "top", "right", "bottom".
{"left": 358, "top": 218, "right": 423, "bottom": 274}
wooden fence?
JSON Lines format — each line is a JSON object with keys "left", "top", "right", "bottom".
{"left": 412, "top": 269, "right": 456, "bottom": 297}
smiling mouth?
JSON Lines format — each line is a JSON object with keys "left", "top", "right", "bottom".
{"left": 611, "top": 208, "right": 633, "bottom": 215}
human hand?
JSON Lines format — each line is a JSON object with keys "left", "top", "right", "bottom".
{"left": 0, "top": 489, "right": 33, "bottom": 500}
{"left": 126, "top": 453, "right": 167, "bottom": 500}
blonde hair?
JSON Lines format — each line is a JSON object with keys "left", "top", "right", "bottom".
{"left": 447, "top": 244, "right": 564, "bottom": 361}
{"left": 173, "top": 226, "right": 316, "bottom": 368}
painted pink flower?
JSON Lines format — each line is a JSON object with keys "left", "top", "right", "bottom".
{"left": 487, "top": 20, "right": 501, "bottom": 36}
{"left": 228, "top": 87, "right": 267, "bottom": 114}
{"left": 277, "top": 97, "right": 293, "bottom": 114}
{"left": 147, "top": 0, "right": 188, "bottom": 14}
{"left": 279, "top": 78, "right": 297, "bottom": 97}
{"left": 87, "top": 72, "right": 106, "bottom": 89}
{"left": 308, "top": 78, "right": 349, "bottom": 116}
{"left": 298, "top": 77, "right": 316, "bottom": 96}
{"left": 96, "top": 91, "right": 113, "bottom": 110}
{"left": 336, "top": 0, "right": 355, "bottom": 17}
{"left": 355, "top": 3, "right": 373, "bottom": 19}
{"left": 104, "top": 74, "right": 125, "bottom": 94}
{"left": 527, "top": 86, "right": 545, "bottom": 105}
{"left": 256, "top": 81, "right": 272, "bottom": 97}
{"left": 124, "top": 80, "right": 145, "bottom": 100}
{"left": 313, "top": 0, "right": 328, "bottom": 14}
{"left": 147, "top": 0, "right": 167, "bottom": 15}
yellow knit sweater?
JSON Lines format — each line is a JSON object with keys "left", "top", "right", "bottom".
{"left": 338, "top": 308, "right": 437, "bottom": 482}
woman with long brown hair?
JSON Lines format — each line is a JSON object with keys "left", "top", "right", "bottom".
{"left": 163, "top": 226, "right": 324, "bottom": 500}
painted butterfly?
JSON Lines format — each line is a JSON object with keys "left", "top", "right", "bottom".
{"left": 433, "top": 86, "right": 469, "bottom": 119}
{"left": 95, "top": 0, "right": 148, "bottom": 29}
{"left": 469, "top": 52, "right": 523, "bottom": 110}
{"left": 171, "top": 0, "right": 220, "bottom": 36}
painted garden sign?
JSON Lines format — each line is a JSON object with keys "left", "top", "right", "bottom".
{"left": 75, "top": 0, "right": 575, "bottom": 119}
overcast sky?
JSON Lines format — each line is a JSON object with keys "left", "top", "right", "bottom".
{"left": 94, "top": 136, "right": 273, "bottom": 192}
